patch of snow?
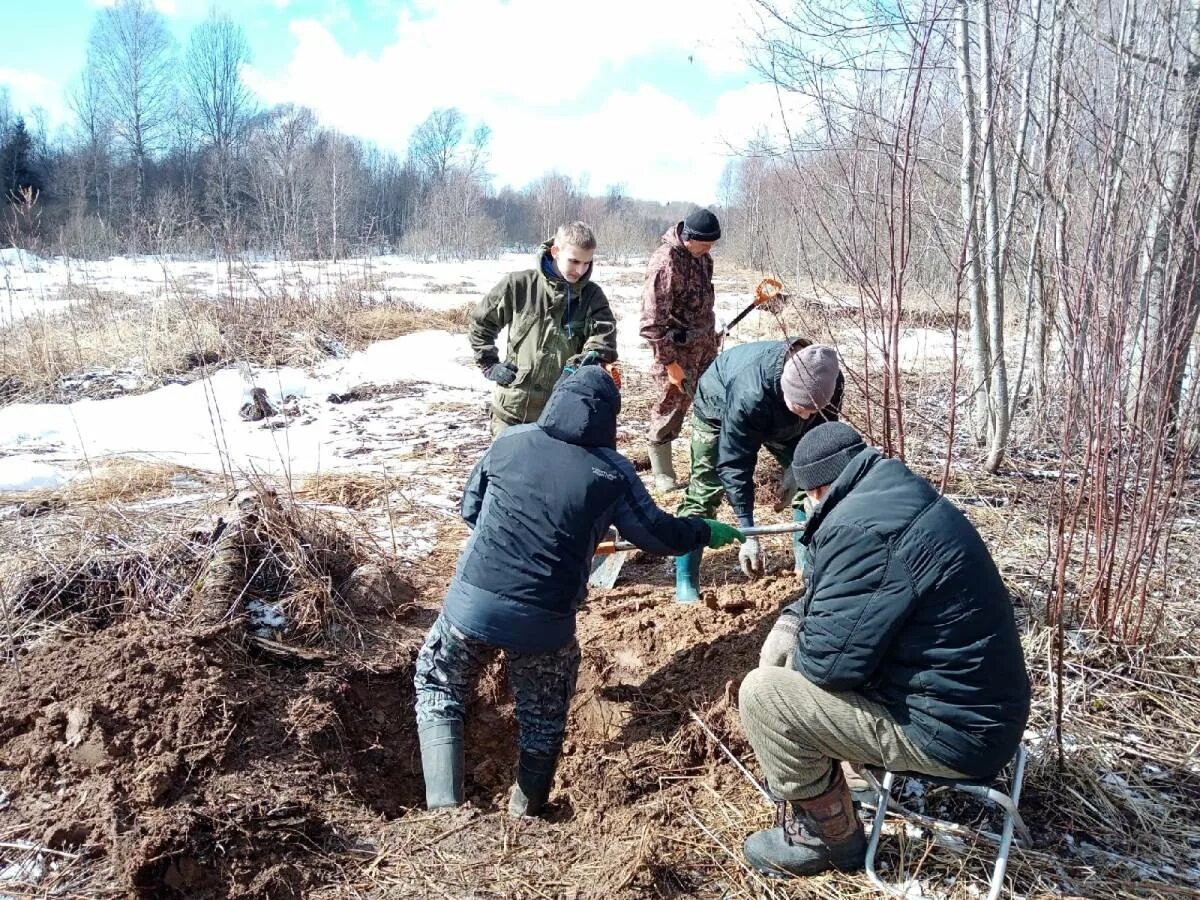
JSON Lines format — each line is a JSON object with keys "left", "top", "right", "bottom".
{"left": 0, "top": 330, "right": 489, "bottom": 487}
{"left": 0, "top": 247, "right": 46, "bottom": 271}
{"left": 0, "top": 840, "right": 47, "bottom": 891}
{"left": 0, "top": 459, "right": 70, "bottom": 492}
{"left": 247, "top": 599, "right": 287, "bottom": 634}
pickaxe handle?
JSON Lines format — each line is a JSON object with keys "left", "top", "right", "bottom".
{"left": 595, "top": 520, "right": 808, "bottom": 555}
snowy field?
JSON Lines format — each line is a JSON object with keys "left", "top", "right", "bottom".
{"left": 0, "top": 248, "right": 959, "bottom": 496}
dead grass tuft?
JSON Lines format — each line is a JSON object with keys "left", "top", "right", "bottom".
{"left": 0, "top": 458, "right": 210, "bottom": 507}
{"left": 295, "top": 472, "right": 398, "bottom": 509}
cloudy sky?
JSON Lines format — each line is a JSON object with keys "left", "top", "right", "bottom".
{"left": 2, "top": 0, "right": 790, "bottom": 204}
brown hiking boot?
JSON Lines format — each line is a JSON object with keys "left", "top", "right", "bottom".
{"left": 743, "top": 767, "right": 866, "bottom": 878}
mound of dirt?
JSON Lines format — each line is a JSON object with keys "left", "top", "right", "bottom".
{"left": 0, "top": 608, "right": 437, "bottom": 898}
{"left": 0, "top": 542, "right": 799, "bottom": 898}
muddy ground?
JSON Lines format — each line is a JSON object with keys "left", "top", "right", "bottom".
{"left": 0, "top": 511, "right": 807, "bottom": 898}
{"left": 2, "top": 358, "right": 1197, "bottom": 898}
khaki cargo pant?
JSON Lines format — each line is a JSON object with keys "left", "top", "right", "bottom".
{"left": 738, "top": 665, "right": 965, "bottom": 800}
{"left": 676, "top": 415, "right": 801, "bottom": 519}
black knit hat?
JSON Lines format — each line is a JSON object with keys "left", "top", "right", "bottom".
{"left": 682, "top": 208, "right": 721, "bottom": 242}
{"left": 791, "top": 422, "right": 867, "bottom": 490}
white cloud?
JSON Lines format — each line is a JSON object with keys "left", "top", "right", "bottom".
{"left": 241, "top": 1, "right": 796, "bottom": 201}
{"left": 0, "top": 68, "right": 65, "bottom": 122}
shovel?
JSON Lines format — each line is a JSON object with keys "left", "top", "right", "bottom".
{"left": 588, "top": 521, "right": 809, "bottom": 589}
{"left": 720, "top": 277, "right": 789, "bottom": 339}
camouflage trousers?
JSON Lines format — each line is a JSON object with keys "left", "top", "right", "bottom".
{"left": 647, "top": 335, "right": 720, "bottom": 445}
{"left": 676, "top": 414, "right": 802, "bottom": 519}
{"left": 414, "top": 613, "right": 582, "bottom": 758}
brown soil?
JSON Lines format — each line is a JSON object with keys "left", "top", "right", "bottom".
{"left": 0, "top": 530, "right": 801, "bottom": 897}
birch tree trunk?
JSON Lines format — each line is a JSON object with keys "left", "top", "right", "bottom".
{"left": 956, "top": 0, "right": 992, "bottom": 446}
{"left": 977, "top": 0, "right": 1011, "bottom": 471}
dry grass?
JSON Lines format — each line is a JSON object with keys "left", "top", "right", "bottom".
{"left": 0, "top": 274, "right": 472, "bottom": 402}
{"left": 0, "top": 484, "right": 409, "bottom": 657}
{"left": 294, "top": 471, "right": 399, "bottom": 509}
{"left": 0, "top": 458, "right": 211, "bottom": 507}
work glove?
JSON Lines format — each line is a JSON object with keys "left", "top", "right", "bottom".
{"left": 483, "top": 362, "right": 517, "bottom": 386}
{"left": 702, "top": 519, "right": 745, "bottom": 550}
{"left": 759, "top": 614, "right": 802, "bottom": 668}
{"left": 565, "top": 351, "right": 602, "bottom": 371}
{"left": 772, "top": 466, "right": 799, "bottom": 513}
{"left": 666, "top": 362, "right": 686, "bottom": 390}
{"left": 739, "top": 536, "right": 766, "bottom": 579}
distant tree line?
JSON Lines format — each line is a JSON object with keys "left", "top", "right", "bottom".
{"left": 0, "top": 0, "right": 696, "bottom": 260}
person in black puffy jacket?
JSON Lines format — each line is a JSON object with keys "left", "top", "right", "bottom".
{"left": 738, "top": 422, "right": 1030, "bottom": 878}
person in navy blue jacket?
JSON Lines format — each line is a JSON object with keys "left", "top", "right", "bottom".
{"left": 414, "top": 364, "right": 744, "bottom": 817}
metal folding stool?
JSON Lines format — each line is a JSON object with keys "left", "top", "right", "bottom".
{"left": 862, "top": 745, "right": 1031, "bottom": 900}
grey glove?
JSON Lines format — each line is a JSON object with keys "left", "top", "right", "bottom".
{"left": 484, "top": 362, "right": 517, "bottom": 386}
{"left": 739, "top": 536, "right": 766, "bottom": 579}
{"left": 760, "top": 614, "right": 802, "bottom": 668}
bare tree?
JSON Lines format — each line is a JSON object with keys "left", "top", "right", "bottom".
{"left": 529, "top": 172, "right": 579, "bottom": 241}
{"left": 407, "top": 108, "right": 465, "bottom": 186}
{"left": 183, "top": 10, "right": 254, "bottom": 248}
{"left": 86, "top": 0, "right": 176, "bottom": 228}
{"left": 184, "top": 11, "right": 253, "bottom": 153}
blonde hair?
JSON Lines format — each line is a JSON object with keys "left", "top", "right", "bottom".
{"left": 553, "top": 221, "right": 597, "bottom": 251}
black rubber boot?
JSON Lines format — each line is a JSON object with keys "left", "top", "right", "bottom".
{"left": 743, "top": 769, "right": 866, "bottom": 878}
{"left": 418, "top": 721, "right": 464, "bottom": 809}
{"left": 508, "top": 751, "right": 559, "bottom": 818}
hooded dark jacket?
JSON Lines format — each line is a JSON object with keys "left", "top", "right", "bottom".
{"left": 788, "top": 447, "right": 1031, "bottom": 778}
{"left": 693, "top": 339, "right": 844, "bottom": 526}
{"left": 442, "top": 366, "right": 710, "bottom": 652}
{"left": 469, "top": 240, "right": 618, "bottom": 426}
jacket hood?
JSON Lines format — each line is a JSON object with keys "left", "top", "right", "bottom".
{"left": 538, "top": 239, "right": 593, "bottom": 291}
{"left": 662, "top": 223, "right": 687, "bottom": 253}
{"left": 537, "top": 365, "right": 620, "bottom": 448}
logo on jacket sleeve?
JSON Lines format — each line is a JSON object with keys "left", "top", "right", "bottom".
{"left": 591, "top": 466, "right": 619, "bottom": 481}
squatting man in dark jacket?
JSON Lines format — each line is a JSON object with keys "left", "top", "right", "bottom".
{"left": 738, "top": 422, "right": 1031, "bottom": 877}
{"left": 413, "top": 366, "right": 744, "bottom": 817}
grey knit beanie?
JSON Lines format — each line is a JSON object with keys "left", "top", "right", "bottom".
{"left": 791, "top": 422, "right": 867, "bottom": 490}
{"left": 780, "top": 344, "right": 840, "bottom": 411}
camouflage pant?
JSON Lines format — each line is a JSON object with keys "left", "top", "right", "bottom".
{"left": 676, "top": 414, "right": 801, "bottom": 519}
{"left": 414, "top": 613, "right": 582, "bottom": 757}
{"left": 647, "top": 335, "right": 720, "bottom": 445}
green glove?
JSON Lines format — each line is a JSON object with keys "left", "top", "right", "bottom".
{"left": 702, "top": 519, "right": 745, "bottom": 550}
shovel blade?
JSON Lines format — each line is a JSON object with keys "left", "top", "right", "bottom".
{"left": 588, "top": 550, "right": 631, "bottom": 589}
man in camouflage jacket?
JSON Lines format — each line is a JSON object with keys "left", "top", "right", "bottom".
{"left": 639, "top": 208, "right": 722, "bottom": 490}
{"left": 470, "top": 221, "right": 617, "bottom": 436}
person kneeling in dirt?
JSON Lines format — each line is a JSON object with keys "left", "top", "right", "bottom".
{"left": 673, "top": 339, "right": 843, "bottom": 602}
{"left": 413, "top": 364, "right": 744, "bottom": 817}
{"left": 469, "top": 221, "right": 618, "bottom": 437}
{"left": 737, "top": 422, "right": 1031, "bottom": 878}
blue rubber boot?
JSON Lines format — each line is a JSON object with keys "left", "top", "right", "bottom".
{"left": 674, "top": 549, "right": 702, "bottom": 603}
{"left": 792, "top": 506, "right": 808, "bottom": 574}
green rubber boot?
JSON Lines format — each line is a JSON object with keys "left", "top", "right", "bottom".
{"left": 418, "top": 721, "right": 464, "bottom": 809}
{"left": 675, "top": 548, "right": 702, "bottom": 603}
{"left": 792, "top": 506, "right": 808, "bottom": 574}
